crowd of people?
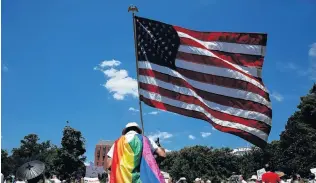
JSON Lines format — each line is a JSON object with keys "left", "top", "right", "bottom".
{"left": 2, "top": 171, "right": 316, "bottom": 183}
{"left": 1, "top": 123, "right": 316, "bottom": 183}
{"left": 186, "top": 165, "right": 316, "bottom": 183}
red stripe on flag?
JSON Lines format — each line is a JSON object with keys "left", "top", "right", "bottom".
{"left": 209, "top": 50, "right": 264, "bottom": 68}
{"left": 139, "top": 68, "right": 272, "bottom": 118}
{"left": 175, "top": 67, "right": 269, "bottom": 101}
{"left": 173, "top": 26, "right": 267, "bottom": 46}
{"left": 179, "top": 38, "right": 264, "bottom": 81}
{"left": 140, "top": 95, "right": 268, "bottom": 148}
{"left": 177, "top": 48, "right": 263, "bottom": 69}
{"left": 140, "top": 83, "right": 271, "bottom": 134}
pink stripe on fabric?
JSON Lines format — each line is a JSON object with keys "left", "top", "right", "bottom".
{"left": 142, "top": 137, "right": 165, "bottom": 182}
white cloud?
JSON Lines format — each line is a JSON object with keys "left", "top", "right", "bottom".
{"left": 275, "top": 45, "right": 316, "bottom": 81}
{"left": 309, "top": 43, "right": 316, "bottom": 57}
{"left": 84, "top": 161, "right": 95, "bottom": 166}
{"left": 148, "top": 111, "right": 159, "bottom": 115}
{"left": 95, "top": 60, "right": 138, "bottom": 100}
{"left": 129, "top": 107, "right": 139, "bottom": 112}
{"left": 270, "top": 91, "right": 284, "bottom": 102}
{"left": 2, "top": 65, "right": 8, "bottom": 72}
{"left": 100, "top": 59, "right": 121, "bottom": 67}
{"left": 200, "top": 132, "right": 212, "bottom": 138}
{"left": 165, "top": 149, "right": 172, "bottom": 153}
{"left": 308, "top": 44, "right": 316, "bottom": 80}
{"left": 284, "top": 62, "right": 298, "bottom": 70}
{"left": 276, "top": 62, "right": 310, "bottom": 78}
{"left": 188, "top": 135, "right": 196, "bottom": 140}
{"left": 148, "top": 131, "right": 173, "bottom": 141}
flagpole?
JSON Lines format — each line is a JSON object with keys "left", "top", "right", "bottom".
{"left": 128, "top": 5, "right": 144, "bottom": 135}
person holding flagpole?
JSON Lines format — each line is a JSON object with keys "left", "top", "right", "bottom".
{"left": 106, "top": 122, "right": 166, "bottom": 183}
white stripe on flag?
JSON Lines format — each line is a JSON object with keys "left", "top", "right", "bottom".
{"left": 139, "top": 89, "right": 268, "bottom": 140}
{"left": 175, "top": 59, "right": 263, "bottom": 86}
{"left": 177, "top": 45, "right": 268, "bottom": 91}
{"left": 177, "top": 31, "right": 266, "bottom": 56}
{"left": 138, "top": 75, "right": 272, "bottom": 125}
{"left": 138, "top": 61, "right": 271, "bottom": 108}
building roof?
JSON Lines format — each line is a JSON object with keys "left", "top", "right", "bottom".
{"left": 97, "top": 140, "right": 114, "bottom": 146}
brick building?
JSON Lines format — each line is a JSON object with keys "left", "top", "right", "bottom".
{"left": 94, "top": 140, "right": 114, "bottom": 170}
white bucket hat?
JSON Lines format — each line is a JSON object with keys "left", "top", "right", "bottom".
{"left": 122, "top": 122, "right": 142, "bottom": 135}
{"left": 251, "top": 175, "right": 258, "bottom": 180}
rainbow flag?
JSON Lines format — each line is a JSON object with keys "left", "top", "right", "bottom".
{"left": 110, "top": 134, "right": 165, "bottom": 183}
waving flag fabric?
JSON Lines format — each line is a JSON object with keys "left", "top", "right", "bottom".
{"left": 135, "top": 16, "right": 271, "bottom": 147}
{"left": 110, "top": 134, "right": 164, "bottom": 183}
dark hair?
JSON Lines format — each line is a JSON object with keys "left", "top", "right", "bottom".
{"left": 265, "top": 164, "right": 272, "bottom": 171}
{"left": 310, "top": 174, "right": 315, "bottom": 179}
{"left": 28, "top": 174, "right": 45, "bottom": 183}
{"left": 125, "top": 126, "right": 142, "bottom": 134}
{"left": 292, "top": 174, "right": 298, "bottom": 180}
{"left": 44, "top": 172, "right": 51, "bottom": 179}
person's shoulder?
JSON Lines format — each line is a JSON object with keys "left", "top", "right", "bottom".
{"left": 272, "top": 172, "right": 279, "bottom": 177}
{"left": 262, "top": 172, "right": 269, "bottom": 176}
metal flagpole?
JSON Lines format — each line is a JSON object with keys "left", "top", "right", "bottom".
{"left": 128, "top": 5, "right": 145, "bottom": 135}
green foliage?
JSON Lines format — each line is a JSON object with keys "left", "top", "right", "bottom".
{"left": 277, "top": 83, "right": 316, "bottom": 177}
{"left": 160, "top": 146, "right": 239, "bottom": 182}
{"left": 4, "top": 134, "right": 59, "bottom": 177}
{"left": 54, "top": 126, "right": 86, "bottom": 181}
{"left": 98, "top": 173, "right": 108, "bottom": 183}
{"left": 236, "top": 147, "right": 266, "bottom": 178}
{"left": 1, "top": 149, "right": 15, "bottom": 176}
{"left": 159, "top": 151, "right": 179, "bottom": 173}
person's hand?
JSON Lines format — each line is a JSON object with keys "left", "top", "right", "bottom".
{"left": 155, "top": 138, "right": 161, "bottom": 147}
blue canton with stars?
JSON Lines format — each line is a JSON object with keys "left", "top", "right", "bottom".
{"left": 135, "top": 16, "right": 180, "bottom": 69}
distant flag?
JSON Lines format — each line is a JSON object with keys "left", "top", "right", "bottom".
{"left": 134, "top": 16, "right": 271, "bottom": 147}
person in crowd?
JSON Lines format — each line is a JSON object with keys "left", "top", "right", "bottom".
{"left": 297, "top": 174, "right": 303, "bottom": 183}
{"left": 15, "top": 178, "right": 26, "bottom": 183}
{"left": 240, "top": 175, "right": 247, "bottom": 183}
{"left": 106, "top": 122, "right": 166, "bottom": 183}
{"left": 212, "top": 177, "right": 221, "bottom": 183}
{"left": 290, "top": 174, "right": 299, "bottom": 183}
{"left": 262, "top": 164, "right": 281, "bottom": 183}
{"left": 28, "top": 174, "right": 45, "bottom": 183}
{"left": 280, "top": 175, "right": 286, "bottom": 183}
{"left": 50, "top": 175, "right": 61, "bottom": 183}
{"left": 249, "top": 175, "right": 258, "bottom": 183}
{"left": 309, "top": 174, "right": 316, "bottom": 183}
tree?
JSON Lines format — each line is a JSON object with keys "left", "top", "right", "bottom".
{"left": 264, "top": 140, "right": 283, "bottom": 172}
{"left": 10, "top": 134, "right": 59, "bottom": 176}
{"left": 236, "top": 147, "right": 266, "bottom": 179}
{"left": 278, "top": 83, "right": 316, "bottom": 176}
{"left": 1, "top": 149, "right": 15, "bottom": 177}
{"left": 160, "top": 146, "right": 238, "bottom": 182}
{"left": 12, "top": 134, "right": 42, "bottom": 159}
{"left": 54, "top": 125, "right": 86, "bottom": 181}
{"left": 159, "top": 151, "right": 179, "bottom": 173}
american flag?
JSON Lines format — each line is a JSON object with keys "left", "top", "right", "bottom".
{"left": 135, "top": 16, "right": 271, "bottom": 147}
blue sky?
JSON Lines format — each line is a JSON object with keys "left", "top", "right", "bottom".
{"left": 1, "top": 0, "right": 316, "bottom": 162}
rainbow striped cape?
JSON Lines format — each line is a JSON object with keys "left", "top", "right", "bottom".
{"left": 110, "top": 134, "right": 165, "bottom": 183}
